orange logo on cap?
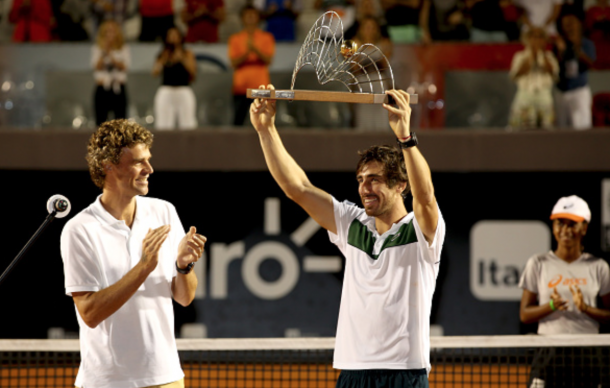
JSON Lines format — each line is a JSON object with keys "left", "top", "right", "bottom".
{"left": 548, "top": 274, "right": 562, "bottom": 288}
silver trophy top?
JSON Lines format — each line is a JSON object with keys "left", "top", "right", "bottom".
{"left": 291, "top": 11, "right": 395, "bottom": 95}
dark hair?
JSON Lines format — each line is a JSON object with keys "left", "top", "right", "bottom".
{"left": 86, "top": 119, "right": 154, "bottom": 189}
{"left": 162, "top": 27, "right": 185, "bottom": 53}
{"left": 240, "top": 4, "right": 260, "bottom": 18}
{"left": 356, "top": 145, "right": 410, "bottom": 198}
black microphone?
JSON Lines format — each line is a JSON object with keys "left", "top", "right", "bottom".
{"left": 0, "top": 195, "right": 71, "bottom": 287}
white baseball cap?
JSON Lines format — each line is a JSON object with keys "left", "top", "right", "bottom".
{"left": 550, "top": 195, "right": 591, "bottom": 223}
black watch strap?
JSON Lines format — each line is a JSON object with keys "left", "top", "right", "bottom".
{"left": 396, "top": 132, "right": 418, "bottom": 149}
{"left": 176, "top": 261, "right": 195, "bottom": 275}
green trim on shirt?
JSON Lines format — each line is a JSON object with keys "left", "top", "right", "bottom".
{"left": 347, "top": 218, "right": 418, "bottom": 260}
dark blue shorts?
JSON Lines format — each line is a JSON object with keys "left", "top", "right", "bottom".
{"left": 336, "top": 369, "right": 428, "bottom": 388}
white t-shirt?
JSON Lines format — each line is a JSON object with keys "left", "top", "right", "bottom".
{"left": 514, "top": 0, "right": 563, "bottom": 35}
{"left": 519, "top": 251, "right": 610, "bottom": 334}
{"left": 91, "top": 45, "right": 130, "bottom": 93}
{"left": 328, "top": 198, "right": 446, "bottom": 373}
{"left": 60, "top": 195, "right": 185, "bottom": 388}
{"left": 510, "top": 49, "right": 559, "bottom": 93}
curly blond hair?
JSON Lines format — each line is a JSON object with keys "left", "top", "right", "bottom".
{"left": 86, "top": 119, "right": 154, "bottom": 189}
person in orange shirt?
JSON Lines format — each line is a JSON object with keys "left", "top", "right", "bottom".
{"left": 228, "top": 5, "right": 275, "bottom": 126}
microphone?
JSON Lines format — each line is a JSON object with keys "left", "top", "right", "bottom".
{"left": 47, "top": 194, "right": 71, "bottom": 219}
{"left": 0, "top": 195, "right": 72, "bottom": 287}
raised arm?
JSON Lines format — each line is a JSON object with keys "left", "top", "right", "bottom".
{"left": 250, "top": 85, "right": 336, "bottom": 234}
{"left": 72, "top": 225, "right": 170, "bottom": 328}
{"left": 384, "top": 90, "right": 437, "bottom": 242}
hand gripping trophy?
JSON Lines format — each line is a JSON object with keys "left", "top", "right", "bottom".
{"left": 247, "top": 11, "right": 418, "bottom": 105}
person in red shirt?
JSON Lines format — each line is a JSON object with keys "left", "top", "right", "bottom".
{"left": 9, "top": 0, "right": 54, "bottom": 42}
{"left": 228, "top": 5, "right": 275, "bottom": 126}
{"left": 585, "top": 0, "right": 610, "bottom": 42}
{"left": 139, "top": 0, "right": 175, "bottom": 41}
{"left": 182, "top": 0, "right": 225, "bottom": 43}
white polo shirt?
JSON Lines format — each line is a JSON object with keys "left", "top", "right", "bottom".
{"left": 60, "top": 195, "right": 185, "bottom": 388}
{"left": 328, "top": 198, "right": 445, "bottom": 373}
{"left": 519, "top": 251, "right": 610, "bottom": 334}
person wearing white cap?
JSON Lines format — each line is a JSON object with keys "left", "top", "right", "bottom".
{"left": 519, "top": 195, "right": 610, "bottom": 388}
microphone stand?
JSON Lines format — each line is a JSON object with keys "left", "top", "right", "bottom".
{"left": 0, "top": 210, "right": 59, "bottom": 287}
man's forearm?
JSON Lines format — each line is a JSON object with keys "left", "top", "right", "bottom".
{"left": 258, "top": 128, "right": 312, "bottom": 200}
{"left": 173, "top": 270, "right": 197, "bottom": 306}
{"left": 402, "top": 146, "right": 434, "bottom": 206}
{"left": 73, "top": 262, "right": 151, "bottom": 328}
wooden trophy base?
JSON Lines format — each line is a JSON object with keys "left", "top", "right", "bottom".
{"left": 247, "top": 89, "right": 418, "bottom": 105}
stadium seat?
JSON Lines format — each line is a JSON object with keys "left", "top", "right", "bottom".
{"left": 592, "top": 92, "right": 610, "bottom": 127}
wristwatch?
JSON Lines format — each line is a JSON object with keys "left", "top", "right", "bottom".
{"left": 396, "top": 132, "right": 418, "bottom": 149}
{"left": 176, "top": 261, "right": 195, "bottom": 275}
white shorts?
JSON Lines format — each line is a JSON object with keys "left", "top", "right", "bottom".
{"left": 154, "top": 86, "right": 198, "bottom": 130}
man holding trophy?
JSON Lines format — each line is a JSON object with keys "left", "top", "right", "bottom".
{"left": 249, "top": 84, "right": 446, "bottom": 388}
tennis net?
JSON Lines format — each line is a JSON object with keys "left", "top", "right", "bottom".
{"left": 1, "top": 335, "right": 609, "bottom": 387}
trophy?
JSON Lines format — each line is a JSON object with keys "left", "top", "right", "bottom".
{"left": 247, "top": 11, "right": 417, "bottom": 105}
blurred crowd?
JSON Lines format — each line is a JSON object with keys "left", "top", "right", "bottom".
{"left": 3, "top": 0, "right": 610, "bottom": 131}
{"left": 3, "top": 0, "right": 609, "bottom": 45}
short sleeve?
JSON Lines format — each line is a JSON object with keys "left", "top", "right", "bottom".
{"left": 584, "top": 39, "right": 596, "bottom": 62}
{"left": 509, "top": 51, "right": 524, "bottom": 79}
{"left": 262, "top": 33, "right": 276, "bottom": 57}
{"left": 91, "top": 46, "right": 101, "bottom": 69}
{"left": 228, "top": 35, "right": 240, "bottom": 59}
{"left": 598, "top": 259, "right": 610, "bottom": 297}
{"left": 519, "top": 255, "right": 541, "bottom": 294}
{"left": 411, "top": 204, "right": 445, "bottom": 264}
{"left": 61, "top": 226, "right": 103, "bottom": 296}
{"left": 545, "top": 51, "right": 560, "bottom": 78}
{"left": 328, "top": 197, "right": 363, "bottom": 252}
{"left": 121, "top": 46, "right": 131, "bottom": 69}
{"left": 168, "top": 204, "right": 187, "bottom": 278}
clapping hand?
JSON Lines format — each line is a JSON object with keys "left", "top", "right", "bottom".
{"left": 177, "top": 227, "right": 206, "bottom": 269}
{"left": 570, "top": 285, "right": 588, "bottom": 312}
{"left": 140, "top": 225, "right": 171, "bottom": 273}
{"left": 551, "top": 287, "right": 569, "bottom": 311}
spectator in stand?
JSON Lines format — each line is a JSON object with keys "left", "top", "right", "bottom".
{"left": 345, "top": 0, "right": 388, "bottom": 40}
{"left": 585, "top": 0, "right": 610, "bottom": 42}
{"left": 90, "top": 0, "right": 130, "bottom": 37}
{"left": 467, "top": 0, "right": 509, "bottom": 42}
{"left": 509, "top": 27, "right": 559, "bottom": 129}
{"left": 499, "top": 0, "right": 523, "bottom": 41}
{"left": 345, "top": 0, "right": 383, "bottom": 38}
{"left": 139, "top": 0, "right": 175, "bottom": 41}
{"left": 228, "top": 5, "right": 275, "bottom": 126}
{"left": 554, "top": 14, "right": 595, "bottom": 129}
{"left": 92, "top": 20, "right": 130, "bottom": 126}
{"left": 352, "top": 15, "right": 392, "bottom": 130}
{"left": 182, "top": 0, "right": 225, "bottom": 43}
{"left": 314, "top": 0, "right": 357, "bottom": 33}
{"left": 354, "top": 16, "right": 392, "bottom": 57}
{"left": 421, "top": 0, "right": 469, "bottom": 42}
{"left": 9, "top": 0, "right": 54, "bottom": 42}
{"left": 52, "top": 0, "right": 90, "bottom": 41}
{"left": 513, "top": 0, "right": 562, "bottom": 37}
{"left": 379, "top": 0, "right": 421, "bottom": 43}
{"left": 152, "top": 27, "right": 198, "bottom": 130}
{"left": 263, "top": 0, "right": 302, "bottom": 42}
